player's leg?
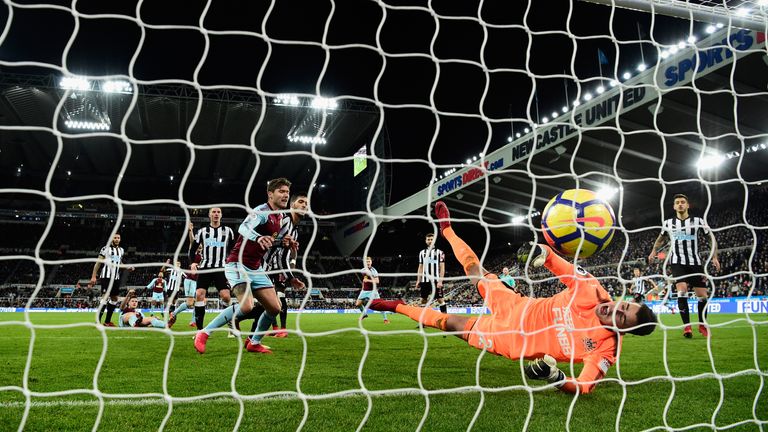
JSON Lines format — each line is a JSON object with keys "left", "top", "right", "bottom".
{"left": 671, "top": 265, "right": 693, "bottom": 337}
{"left": 194, "top": 273, "right": 210, "bottom": 330}
{"left": 369, "top": 299, "right": 471, "bottom": 339}
{"left": 435, "top": 203, "right": 483, "bottom": 286}
{"left": 277, "top": 291, "right": 289, "bottom": 336}
{"left": 694, "top": 285, "right": 710, "bottom": 337}
{"left": 103, "top": 280, "right": 119, "bottom": 326}
{"left": 355, "top": 294, "right": 369, "bottom": 319}
{"left": 212, "top": 271, "right": 237, "bottom": 337}
{"left": 247, "top": 282, "right": 282, "bottom": 352}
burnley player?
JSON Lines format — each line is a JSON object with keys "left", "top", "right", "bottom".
{"left": 145, "top": 271, "right": 167, "bottom": 315}
{"left": 355, "top": 257, "right": 389, "bottom": 323}
{"left": 119, "top": 289, "right": 174, "bottom": 329}
{"left": 369, "top": 201, "right": 657, "bottom": 394}
{"left": 194, "top": 178, "right": 291, "bottom": 354}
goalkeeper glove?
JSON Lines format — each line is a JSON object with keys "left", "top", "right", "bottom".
{"left": 524, "top": 355, "right": 565, "bottom": 384}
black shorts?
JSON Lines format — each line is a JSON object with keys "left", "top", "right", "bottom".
{"left": 195, "top": 269, "right": 231, "bottom": 292}
{"left": 420, "top": 281, "right": 444, "bottom": 300}
{"left": 670, "top": 264, "right": 710, "bottom": 289}
{"left": 100, "top": 278, "right": 121, "bottom": 296}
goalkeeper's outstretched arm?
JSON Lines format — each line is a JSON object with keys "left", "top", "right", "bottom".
{"left": 525, "top": 355, "right": 608, "bottom": 394}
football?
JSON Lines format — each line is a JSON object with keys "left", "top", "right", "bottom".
{"left": 541, "top": 189, "right": 615, "bottom": 258}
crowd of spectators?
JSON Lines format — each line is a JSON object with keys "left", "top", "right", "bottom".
{"left": 1, "top": 188, "right": 767, "bottom": 309}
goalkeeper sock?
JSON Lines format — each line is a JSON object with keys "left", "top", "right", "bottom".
{"left": 395, "top": 304, "right": 449, "bottom": 331}
{"left": 441, "top": 227, "right": 480, "bottom": 277}
{"left": 697, "top": 298, "right": 708, "bottom": 324}
{"left": 194, "top": 302, "right": 206, "bottom": 330}
{"left": 677, "top": 297, "right": 690, "bottom": 325}
{"left": 250, "top": 311, "right": 276, "bottom": 344}
{"left": 439, "top": 303, "right": 447, "bottom": 313}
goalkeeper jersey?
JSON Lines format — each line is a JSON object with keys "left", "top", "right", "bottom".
{"left": 468, "top": 259, "right": 619, "bottom": 393}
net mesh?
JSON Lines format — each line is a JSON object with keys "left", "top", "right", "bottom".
{"left": 0, "top": 0, "right": 767, "bottom": 431}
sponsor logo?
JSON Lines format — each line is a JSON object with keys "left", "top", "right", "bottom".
{"left": 552, "top": 307, "right": 574, "bottom": 355}
{"left": 737, "top": 299, "right": 768, "bottom": 314}
{"left": 582, "top": 337, "right": 596, "bottom": 352}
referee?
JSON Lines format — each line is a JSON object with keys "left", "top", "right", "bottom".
{"left": 649, "top": 193, "right": 720, "bottom": 338}
{"left": 416, "top": 233, "right": 447, "bottom": 313}
{"left": 188, "top": 207, "right": 235, "bottom": 330}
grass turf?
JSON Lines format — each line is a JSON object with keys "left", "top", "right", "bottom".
{"left": 0, "top": 312, "right": 766, "bottom": 431}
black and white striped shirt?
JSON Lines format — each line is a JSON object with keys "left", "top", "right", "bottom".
{"left": 98, "top": 246, "right": 125, "bottom": 280}
{"left": 190, "top": 225, "right": 235, "bottom": 268}
{"left": 167, "top": 267, "right": 183, "bottom": 292}
{"left": 662, "top": 217, "right": 710, "bottom": 266}
{"left": 631, "top": 278, "right": 652, "bottom": 295}
{"left": 264, "top": 214, "right": 299, "bottom": 280}
{"left": 418, "top": 247, "right": 444, "bottom": 282}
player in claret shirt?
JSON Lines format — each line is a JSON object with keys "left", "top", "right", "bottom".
{"left": 370, "top": 201, "right": 658, "bottom": 394}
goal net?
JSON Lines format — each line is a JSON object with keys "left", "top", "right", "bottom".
{"left": 0, "top": 0, "right": 766, "bottom": 431}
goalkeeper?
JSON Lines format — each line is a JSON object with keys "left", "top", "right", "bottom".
{"left": 370, "top": 201, "right": 657, "bottom": 394}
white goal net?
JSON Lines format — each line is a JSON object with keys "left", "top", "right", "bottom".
{"left": 0, "top": 0, "right": 766, "bottom": 431}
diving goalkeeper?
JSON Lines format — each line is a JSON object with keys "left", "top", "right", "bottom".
{"left": 370, "top": 201, "right": 657, "bottom": 394}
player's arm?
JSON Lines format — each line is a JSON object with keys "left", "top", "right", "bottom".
{"left": 648, "top": 231, "right": 668, "bottom": 262}
{"left": 416, "top": 264, "right": 423, "bottom": 286}
{"left": 146, "top": 278, "right": 156, "bottom": 290}
{"left": 238, "top": 212, "right": 272, "bottom": 249}
{"left": 187, "top": 222, "right": 195, "bottom": 247}
{"left": 372, "top": 268, "right": 380, "bottom": 284}
{"left": 525, "top": 354, "right": 608, "bottom": 395}
{"left": 90, "top": 249, "right": 107, "bottom": 285}
{"left": 707, "top": 227, "right": 721, "bottom": 272}
{"left": 188, "top": 228, "right": 201, "bottom": 264}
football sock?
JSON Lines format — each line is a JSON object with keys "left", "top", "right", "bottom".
{"left": 194, "top": 301, "right": 206, "bottom": 330}
{"left": 697, "top": 298, "right": 708, "bottom": 324}
{"left": 250, "top": 311, "right": 276, "bottom": 344}
{"left": 98, "top": 303, "right": 107, "bottom": 322}
{"left": 279, "top": 297, "right": 288, "bottom": 328}
{"left": 395, "top": 304, "right": 449, "bottom": 331}
{"left": 203, "top": 304, "right": 242, "bottom": 336}
{"left": 382, "top": 311, "right": 389, "bottom": 321}
{"left": 150, "top": 318, "right": 166, "bottom": 328}
{"left": 104, "top": 301, "right": 117, "bottom": 323}
{"left": 441, "top": 227, "right": 480, "bottom": 277}
{"left": 678, "top": 297, "right": 690, "bottom": 325}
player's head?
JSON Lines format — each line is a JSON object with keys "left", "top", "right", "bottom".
{"left": 208, "top": 207, "right": 222, "bottom": 224}
{"left": 125, "top": 289, "right": 138, "bottom": 308}
{"left": 267, "top": 178, "right": 291, "bottom": 209}
{"left": 673, "top": 194, "right": 689, "bottom": 214}
{"left": 291, "top": 192, "right": 308, "bottom": 215}
{"left": 595, "top": 300, "right": 657, "bottom": 336}
{"left": 111, "top": 233, "right": 121, "bottom": 246}
{"left": 175, "top": 260, "right": 181, "bottom": 267}
{"left": 158, "top": 271, "right": 164, "bottom": 278}
{"left": 632, "top": 267, "right": 641, "bottom": 277}
{"left": 425, "top": 233, "right": 435, "bottom": 247}
{"left": 365, "top": 256, "right": 373, "bottom": 267}
{"left": 502, "top": 266, "right": 510, "bottom": 275}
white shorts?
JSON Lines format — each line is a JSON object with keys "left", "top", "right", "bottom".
{"left": 357, "top": 290, "right": 380, "bottom": 301}
{"left": 151, "top": 292, "right": 164, "bottom": 303}
{"left": 184, "top": 279, "right": 197, "bottom": 297}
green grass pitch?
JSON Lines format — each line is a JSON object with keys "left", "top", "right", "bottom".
{"left": 0, "top": 312, "right": 766, "bottom": 431}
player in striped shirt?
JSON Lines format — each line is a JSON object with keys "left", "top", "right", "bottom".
{"left": 370, "top": 201, "right": 658, "bottom": 394}
{"left": 188, "top": 208, "right": 236, "bottom": 330}
{"left": 194, "top": 178, "right": 291, "bottom": 354}
{"left": 161, "top": 259, "right": 183, "bottom": 315}
{"left": 629, "top": 267, "right": 658, "bottom": 304}
{"left": 89, "top": 233, "right": 134, "bottom": 327}
{"left": 649, "top": 194, "right": 720, "bottom": 338}
{"left": 416, "top": 233, "right": 446, "bottom": 313}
